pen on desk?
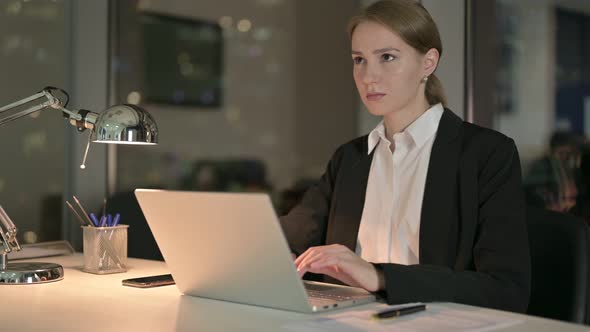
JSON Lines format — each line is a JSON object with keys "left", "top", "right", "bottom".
{"left": 107, "top": 214, "right": 113, "bottom": 227}
{"left": 372, "top": 303, "right": 426, "bottom": 320}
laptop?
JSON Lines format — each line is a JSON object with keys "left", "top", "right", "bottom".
{"left": 134, "top": 189, "right": 375, "bottom": 312}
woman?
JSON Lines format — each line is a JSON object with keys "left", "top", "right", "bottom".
{"left": 280, "top": 0, "right": 530, "bottom": 313}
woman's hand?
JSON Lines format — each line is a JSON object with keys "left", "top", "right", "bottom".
{"left": 294, "top": 244, "right": 384, "bottom": 292}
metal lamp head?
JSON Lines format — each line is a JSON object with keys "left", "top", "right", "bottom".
{"left": 91, "top": 104, "right": 158, "bottom": 145}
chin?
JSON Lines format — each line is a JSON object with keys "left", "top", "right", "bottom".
{"left": 364, "top": 105, "right": 391, "bottom": 117}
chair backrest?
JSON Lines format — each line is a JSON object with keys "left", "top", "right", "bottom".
{"left": 527, "top": 206, "right": 590, "bottom": 324}
{"left": 108, "top": 190, "right": 163, "bottom": 261}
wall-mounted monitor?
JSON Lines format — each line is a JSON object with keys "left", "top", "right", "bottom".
{"left": 141, "top": 12, "right": 223, "bottom": 108}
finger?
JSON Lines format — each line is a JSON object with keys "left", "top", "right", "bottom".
{"left": 309, "top": 256, "right": 340, "bottom": 272}
{"left": 297, "top": 250, "right": 326, "bottom": 273}
{"left": 308, "top": 252, "right": 359, "bottom": 275}
{"left": 299, "top": 258, "right": 338, "bottom": 279}
{"left": 295, "top": 244, "right": 348, "bottom": 266}
{"left": 306, "top": 256, "right": 368, "bottom": 289}
{"left": 301, "top": 250, "right": 353, "bottom": 278}
{"left": 295, "top": 245, "right": 331, "bottom": 269}
{"left": 296, "top": 254, "right": 325, "bottom": 277}
{"left": 305, "top": 257, "right": 359, "bottom": 287}
{"left": 297, "top": 266, "right": 308, "bottom": 278}
{"left": 295, "top": 250, "right": 315, "bottom": 277}
{"left": 294, "top": 247, "right": 314, "bottom": 266}
{"left": 295, "top": 244, "right": 353, "bottom": 276}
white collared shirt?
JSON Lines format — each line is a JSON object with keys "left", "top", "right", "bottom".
{"left": 356, "top": 103, "right": 444, "bottom": 265}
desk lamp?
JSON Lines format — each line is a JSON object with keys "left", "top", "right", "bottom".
{"left": 0, "top": 87, "right": 158, "bottom": 284}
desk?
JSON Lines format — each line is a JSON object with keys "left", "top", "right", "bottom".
{"left": 2, "top": 255, "right": 588, "bottom": 331}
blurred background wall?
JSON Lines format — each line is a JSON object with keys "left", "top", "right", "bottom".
{"left": 1, "top": 0, "right": 590, "bottom": 249}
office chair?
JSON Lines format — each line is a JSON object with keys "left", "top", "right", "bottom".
{"left": 107, "top": 190, "right": 164, "bottom": 261}
{"left": 526, "top": 206, "right": 590, "bottom": 324}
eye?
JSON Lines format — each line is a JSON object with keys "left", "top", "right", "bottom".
{"left": 352, "top": 56, "right": 365, "bottom": 65}
{"left": 381, "top": 53, "right": 397, "bottom": 62}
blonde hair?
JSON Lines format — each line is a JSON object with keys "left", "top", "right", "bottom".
{"left": 348, "top": 0, "right": 447, "bottom": 107}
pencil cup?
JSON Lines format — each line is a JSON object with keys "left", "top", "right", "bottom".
{"left": 82, "top": 225, "right": 128, "bottom": 274}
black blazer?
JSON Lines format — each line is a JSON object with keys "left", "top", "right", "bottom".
{"left": 280, "top": 109, "right": 531, "bottom": 313}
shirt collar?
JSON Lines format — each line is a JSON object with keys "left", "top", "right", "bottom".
{"left": 367, "top": 103, "right": 444, "bottom": 154}
{"left": 367, "top": 122, "right": 386, "bottom": 154}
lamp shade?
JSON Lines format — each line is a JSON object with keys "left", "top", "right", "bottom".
{"left": 92, "top": 104, "right": 158, "bottom": 144}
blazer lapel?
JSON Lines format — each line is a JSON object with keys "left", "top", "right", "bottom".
{"left": 325, "top": 140, "right": 373, "bottom": 252}
{"left": 419, "top": 109, "right": 463, "bottom": 265}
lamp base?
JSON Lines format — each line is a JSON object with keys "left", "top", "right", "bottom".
{"left": 0, "top": 262, "right": 64, "bottom": 284}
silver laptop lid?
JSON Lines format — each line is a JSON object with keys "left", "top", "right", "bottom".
{"left": 135, "top": 189, "right": 312, "bottom": 312}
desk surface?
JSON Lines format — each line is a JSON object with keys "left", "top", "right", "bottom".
{"left": 2, "top": 255, "right": 588, "bottom": 331}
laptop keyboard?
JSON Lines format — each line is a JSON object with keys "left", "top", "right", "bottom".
{"left": 304, "top": 282, "right": 375, "bottom": 310}
{"left": 305, "top": 282, "right": 360, "bottom": 302}
{"left": 306, "top": 289, "right": 357, "bottom": 302}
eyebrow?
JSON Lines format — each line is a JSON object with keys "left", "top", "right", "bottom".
{"left": 351, "top": 47, "right": 401, "bottom": 55}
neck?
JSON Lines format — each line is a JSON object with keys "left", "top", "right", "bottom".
{"left": 383, "top": 96, "right": 431, "bottom": 138}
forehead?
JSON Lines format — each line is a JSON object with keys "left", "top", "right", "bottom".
{"left": 351, "top": 21, "right": 409, "bottom": 51}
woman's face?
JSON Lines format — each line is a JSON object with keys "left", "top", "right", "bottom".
{"left": 351, "top": 21, "right": 434, "bottom": 117}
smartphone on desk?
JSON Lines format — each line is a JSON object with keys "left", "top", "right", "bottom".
{"left": 122, "top": 274, "right": 175, "bottom": 288}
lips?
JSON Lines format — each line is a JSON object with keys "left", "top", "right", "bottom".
{"left": 366, "top": 93, "right": 385, "bottom": 101}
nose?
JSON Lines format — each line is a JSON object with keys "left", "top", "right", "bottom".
{"left": 360, "top": 62, "right": 380, "bottom": 85}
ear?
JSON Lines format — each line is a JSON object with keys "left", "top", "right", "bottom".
{"left": 423, "top": 48, "right": 440, "bottom": 77}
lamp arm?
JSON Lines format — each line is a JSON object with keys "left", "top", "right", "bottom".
{"left": 0, "top": 205, "right": 20, "bottom": 255}
{"left": 0, "top": 88, "right": 84, "bottom": 127}
{"left": 0, "top": 88, "right": 95, "bottom": 258}
{"left": 0, "top": 88, "right": 157, "bottom": 281}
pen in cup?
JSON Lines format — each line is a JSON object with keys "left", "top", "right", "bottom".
{"left": 66, "top": 201, "right": 89, "bottom": 226}
{"left": 89, "top": 213, "right": 100, "bottom": 227}
{"left": 112, "top": 213, "right": 120, "bottom": 227}
{"left": 73, "top": 195, "right": 94, "bottom": 226}
{"left": 372, "top": 303, "right": 426, "bottom": 320}
{"left": 68, "top": 196, "right": 124, "bottom": 268}
{"left": 66, "top": 200, "right": 115, "bottom": 269}
{"left": 99, "top": 215, "right": 107, "bottom": 227}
